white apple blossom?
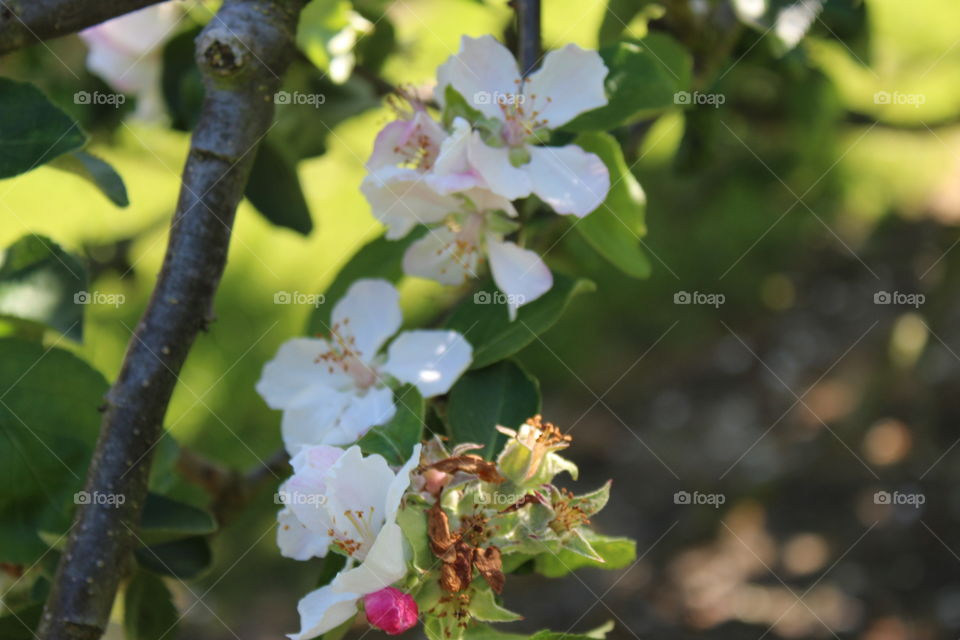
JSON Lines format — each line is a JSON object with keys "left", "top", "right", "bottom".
{"left": 276, "top": 444, "right": 421, "bottom": 639}
{"left": 256, "top": 279, "right": 471, "bottom": 453}
{"left": 79, "top": 2, "right": 182, "bottom": 120}
{"left": 433, "top": 35, "right": 611, "bottom": 217}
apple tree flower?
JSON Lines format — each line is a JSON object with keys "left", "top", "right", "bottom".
{"left": 79, "top": 2, "right": 181, "bottom": 120}
{"left": 433, "top": 35, "right": 611, "bottom": 217}
{"left": 277, "top": 444, "right": 421, "bottom": 639}
{"left": 256, "top": 279, "right": 471, "bottom": 453}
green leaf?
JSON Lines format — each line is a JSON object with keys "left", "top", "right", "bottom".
{"left": 533, "top": 533, "right": 636, "bottom": 578}
{"left": 307, "top": 228, "right": 424, "bottom": 335}
{"left": 161, "top": 26, "right": 205, "bottom": 131}
{"left": 396, "top": 498, "right": 431, "bottom": 572}
{"left": 297, "top": 0, "right": 354, "bottom": 74}
{"left": 444, "top": 273, "right": 595, "bottom": 369}
{"left": 442, "top": 85, "right": 487, "bottom": 130}
{"left": 134, "top": 536, "right": 212, "bottom": 580}
{"left": 571, "top": 133, "right": 650, "bottom": 279}
{"left": 468, "top": 586, "right": 523, "bottom": 622}
{"left": 464, "top": 621, "right": 614, "bottom": 640}
{"left": 245, "top": 140, "right": 313, "bottom": 235}
{"left": 0, "top": 234, "right": 88, "bottom": 341}
{"left": 147, "top": 431, "right": 180, "bottom": 494}
{"left": 49, "top": 151, "right": 129, "bottom": 207}
{"left": 569, "top": 481, "right": 611, "bottom": 518}
{"left": 0, "top": 338, "right": 108, "bottom": 564}
{"left": 563, "top": 34, "right": 692, "bottom": 131}
{"left": 357, "top": 385, "right": 424, "bottom": 465}
{"left": 0, "top": 78, "right": 87, "bottom": 179}
{"left": 139, "top": 493, "right": 217, "bottom": 545}
{"left": 0, "top": 604, "right": 43, "bottom": 640}
{"left": 123, "top": 570, "right": 179, "bottom": 640}
{"left": 446, "top": 361, "right": 540, "bottom": 459}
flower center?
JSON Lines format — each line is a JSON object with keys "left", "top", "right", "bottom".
{"left": 328, "top": 506, "right": 378, "bottom": 559}
{"left": 498, "top": 79, "right": 551, "bottom": 147}
{"left": 314, "top": 320, "right": 382, "bottom": 390}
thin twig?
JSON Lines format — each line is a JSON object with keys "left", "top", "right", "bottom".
{"left": 37, "top": 1, "right": 305, "bottom": 638}
{"left": 513, "top": 0, "right": 541, "bottom": 76}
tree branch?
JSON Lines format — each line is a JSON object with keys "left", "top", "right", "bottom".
{"left": 513, "top": 0, "right": 541, "bottom": 76}
{"left": 36, "top": 1, "right": 305, "bottom": 638}
{"left": 0, "top": 0, "right": 165, "bottom": 56}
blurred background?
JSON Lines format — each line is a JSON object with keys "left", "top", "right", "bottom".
{"left": 3, "top": 0, "right": 960, "bottom": 638}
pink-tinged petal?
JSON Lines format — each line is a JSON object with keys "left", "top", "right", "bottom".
{"left": 332, "top": 279, "right": 402, "bottom": 360}
{"left": 486, "top": 235, "right": 553, "bottom": 321}
{"left": 256, "top": 338, "right": 347, "bottom": 410}
{"left": 322, "top": 446, "right": 396, "bottom": 552}
{"left": 367, "top": 112, "right": 446, "bottom": 170}
{"left": 403, "top": 227, "right": 481, "bottom": 286}
{"left": 435, "top": 35, "right": 520, "bottom": 120}
{"left": 525, "top": 145, "right": 610, "bottom": 216}
{"left": 277, "top": 507, "right": 330, "bottom": 561}
{"left": 524, "top": 45, "right": 609, "bottom": 128}
{"left": 466, "top": 187, "right": 518, "bottom": 217}
{"left": 361, "top": 167, "right": 459, "bottom": 240}
{"left": 364, "top": 587, "right": 419, "bottom": 635}
{"left": 288, "top": 585, "right": 359, "bottom": 640}
{"left": 467, "top": 133, "right": 532, "bottom": 200}
{"left": 382, "top": 330, "right": 472, "bottom": 398}
{"left": 429, "top": 118, "right": 483, "bottom": 194}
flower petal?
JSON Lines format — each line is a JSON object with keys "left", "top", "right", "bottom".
{"left": 288, "top": 585, "right": 359, "bottom": 640}
{"left": 486, "top": 235, "right": 553, "bottom": 320}
{"left": 361, "top": 167, "right": 458, "bottom": 240}
{"left": 335, "top": 522, "right": 408, "bottom": 594}
{"left": 322, "top": 446, "right": 396, "bottom": 553}
{"left": 384, "top": 444, "right": 422, "bottom": 522}
{"left": 277, "top": 507, "right": 330, "bottom": 561}
{"left": 281, "top": 387, "right": 396, "bottom": 452}
{"left": 367, "top": 111, "right": 445, "bottom": 170}
{"left": 332, "top": 279, "right": 402, "bottom": 360}
{"left": 402, "top": 227, "right": 481, "bottom": 286}
{"left": 525, "top": 145, "right": 610, "bottom": 217}
{"left": 435, "top": 35, "right": 520, "bottom": 120}
{"left": 256, "top": 338, "right": 347, "bottom": 410}
{"left": 525, "top": 44, "right": 609, "bottom": 128}
{"left": 382, "top": 330, "right": 472, "bottom": 397}
{"left": 467, "top": 133, "right": 532, "bottom": 200}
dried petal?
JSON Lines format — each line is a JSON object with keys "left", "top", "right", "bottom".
{"left": 429, "top": 454, "right": 505, "bottom": 484}
{"left": 473, "top": 546, "right": 504, "bottom": 594}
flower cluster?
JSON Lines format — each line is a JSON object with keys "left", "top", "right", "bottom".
{"left": 361, "top": 36, "right": 610, "bottom": 319}
{"left": 277, "top": 416, "right": 613, "bottom": 640}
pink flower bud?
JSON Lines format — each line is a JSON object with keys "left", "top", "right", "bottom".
{"left": 363, "top": 587, "right": 418, "bottom": 635}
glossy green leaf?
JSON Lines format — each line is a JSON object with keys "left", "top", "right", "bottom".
{"left": 564, "top": 34, "right": 692, "bottom": 131}
{"left": 123, "top": 570, "right": 179, "bottom": 640}
{"left": 139, "top": 493, "right": 217, "bottom": 546}
{"left": 245, "top": 140, "right": 313, "bottom": 235}
{"left": 358, "top": 385, "right": 424, "bottom": 465}
{"left": 571, "top": 132, "right": 650, "bottom": 278}
{"left": 0, "top": 78, "right": 86, "bottom": 179}
{"left": 50, "top": 151, "right": 129, "bottom": 207}
{"left": 445, "top": 273, "right": 595, "bottom": 369}
{"left": 0, "top": 338, "right": 107, "bottom": 564}
{"left": 0, "top": 234, "right": 88, "bottom": 341}
{"left": 446, "top": 360, "right": 540, "bottom": 459}
{"left": 533, "top": 533, "right": 636, "bottom": 578}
